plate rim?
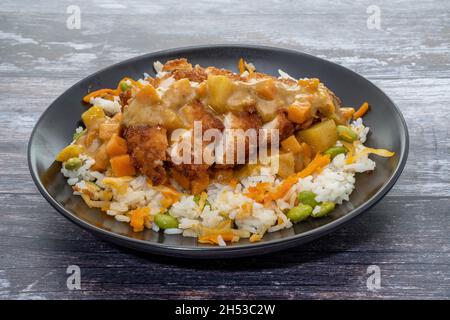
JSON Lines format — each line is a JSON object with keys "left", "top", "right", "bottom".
{"left": 28, "top": 44, "right": 409, "bottom": 258}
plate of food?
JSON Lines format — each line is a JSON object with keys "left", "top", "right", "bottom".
{"left": 28, "top": 45, "right": 408, "bottom": 258}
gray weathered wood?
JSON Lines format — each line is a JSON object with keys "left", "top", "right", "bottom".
{"left": 0, "top": 0, "right": 449, "bottom": 300}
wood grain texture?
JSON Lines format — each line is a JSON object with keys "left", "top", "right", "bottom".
{"left": 0, "top": 0, "right": 449, "bottom": 300}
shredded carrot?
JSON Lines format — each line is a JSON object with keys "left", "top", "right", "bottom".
{"left": 83, "top": 88, "right": 118, "bottom": 103}
{"left": 129, "top": 207, "right": 150, "bottom": 232}
{"left": 269, "top": 154, "right": 330, "bottom": 200}
{"left": 238, "top": 58, "right": 245, "bottom": 74}
{"left": 354, "top": 102, "right": 369, "bottom": 119}
{"left": 198, "top": 232, "right": 236, "bottom": 245}
{"left": 296, "top": 154, "right": 331, "bottom": 179}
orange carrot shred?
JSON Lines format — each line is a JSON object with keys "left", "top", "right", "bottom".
{"left": 354, "top": 102, "right": 369, "bottom": 119}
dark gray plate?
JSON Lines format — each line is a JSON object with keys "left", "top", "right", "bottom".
{"left": 28, "top": 45, "right": 408, "bottom": 258}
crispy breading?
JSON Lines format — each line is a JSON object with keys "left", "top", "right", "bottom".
{"left": 179, "top": 100, "right": 224, "bottom": 132}
{"left": 162, "top": 58, "right": 193, "bottom": 72}
{"left": 124, "top": 125, "right": 168, "bottom": 185}
{"left": 172, "top": 65, "right": 208, "bottom": 82}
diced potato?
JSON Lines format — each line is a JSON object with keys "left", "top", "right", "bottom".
{"left": 55, "top": 144, "right": 84, "bottom": 162}
{"left": 274, "top": 152, "right": 295, "bottom": 179}
{"left": 106, "top": 133, "right": 128, "bottom": 157}
{"left": 161, "top": 109, "right": 183, "bottom": 131}
{"left": 91, "top": 144, "right": 109, "bottom": 172}
{"left": 298, "top": 78, "right": 320, "bottom": 92}
{"left": 293, "top": 153, "right": 305, "bottom": 172}
{"left": 281, "top": 135, "right": 302, "bottom": 153}
{"left": 207, "top": 75, "right": 234, "bottom": 114}
{"left": 110, "top": 154, "right": 136, "bottom": 177}
{"left": 82, "top": 106, "right": 105, "bottom": 128}
{"left": 287, "top": 102, "right": 312, "bottom": 124}
{"left": 99, "top": 122, "right": 120, "bottom": 141}
{"left": 135, "top": 84, "right": 161, "bottom": 105}
{"left": 255, "top": 78, "right": 276, "bottom": 100}
{"left": 296, "top": 119, "right": 338, "bottom": 152}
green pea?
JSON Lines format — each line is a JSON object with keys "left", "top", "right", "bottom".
{"left": 287, "top": 204, "right": 313, "bottom": 223}
{"left": 312, "top": 202, "right": 336, "bottom": 218}
{"left": 337, "top": 125, "right": 358, "bottom": 142}
{"left": 297, "top": 191, "right": 319, "bottom": 208}
{"left": 120, "top": 81, "right": 130, "bottom": 92}
{"left": 154, "top": 214, "right": 179, "bottom": 229}
{"left": 64, "top": 157, "right": 82, "bottom": 170}
{"left": 324, "top": 146, "right": 348, "bottom": 159}
{"left": 73, "top": 129, "right": 86, "bottom": 141}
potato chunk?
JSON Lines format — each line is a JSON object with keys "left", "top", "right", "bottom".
{"left": 296, "top": 119, "right": 337, "bottom": 152}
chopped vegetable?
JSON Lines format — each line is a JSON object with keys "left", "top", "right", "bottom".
{"left": 83, "top": 88, "right": 117, "bottom": 103}
{"left": 298, "top": 78, "right": 320, "bottom": 92}
{"left": 281, "top": 135, "right": 302, "bottom": 153}
{"left": 154, "top": 213, "right": 178, "bottom": 229}
{"left": 56, "top": 144, "right": 84, "bottom": 162}
{"left": 106, "top": 133, "right": 128, "bottom": 157}
{"left": 110, "top": 154, "right": 136, "bottom": 177}
{"left": 207, "top": 75, "right": 234, "bottom": 113}
{"left": 120, "top": 81, "right": 130, "bottom": 92}
{"left": 297, "top": 191, "right": 318, "bottom": 208}
{"left": 135, "top": 84, "right": 161, "bottom": 105}
{"left": 337, "top": 125, "right": 358, "bottom": 142}
{"left": 324, "top": 146, "right": 348, "bottom": 159}
{"left": 297, "top": 119, "right": 338, "bottom": 152}
{"left": 312, "top": 202, "right": 335, "bottom": 218}
{"left": 81, "top": 106, "right": 105, "bottom": 128}
{"left": 99, "top": 122, "right": 120, "bottom": 142}
{"left": 276, "top": 152, "right": 295, "bottom": 179}
{"left": 255, "top": 78, "right": 276, "bottom": 100}
{"left": 287, "top": 204, "right": 313, "bottom": 223}
{"left": 129, "top": 207, "right": 150, "bottom": 232}
{"left": 287, "top": 102, "right": 312, "bottom": 124}
{"left": 91, "top": 144, "right": 109, "bottom": 172}
{"left": 64, "top": 157, "right": 82, "bottom": 171}
{"left": 238, "top": 58, "right": 245, "bottom": 74}
{"left": 354, "top": 102, "right": 369, "bottom": 119}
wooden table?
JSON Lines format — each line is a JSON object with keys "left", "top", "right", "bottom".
{"left": 1, "top": 0, "right": 449, "bottom": 299}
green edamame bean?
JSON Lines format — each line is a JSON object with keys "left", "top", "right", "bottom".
{"left": 120, "top": 81, "right": 130, "bottom": 92}
{"left": 287, "top": 204, "right": 313, "bottom": 223}
{"left": 312, "top": 202, "right": 336, "bottom": 218}
{"left": 64, "top": 157, "right": 82, "bottom": 170}
{"left": 337, "top": 125, "right": 358, "bottom": 142}
{"left": 297, "top": 191, "right": 319, "bottom": 208}
{"left": 154, "top": 214, "right": 179, "bottom": 229}
{"left": 324, "top": 146, "right": 348, "bottom": 159}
